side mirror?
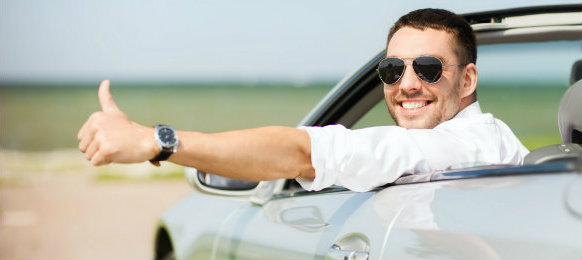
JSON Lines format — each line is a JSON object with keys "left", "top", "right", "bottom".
{"left": 197, "top": 170, "right": 259, "bottom": 190}
{"left": 185, "top": 167, "right": 259, "bottom": 196}
{"left": 184, "top": 167, "right": 287, "bottom": 204}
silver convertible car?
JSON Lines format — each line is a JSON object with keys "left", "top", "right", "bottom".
{"left": 154, "top": 5, "right": 582, "bottom": 260}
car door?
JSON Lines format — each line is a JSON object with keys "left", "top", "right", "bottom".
{"left": 367, "top": 171, "right": 582, "bottom": 259}
{"left": 211, "top": 187, "right": 384, "bottom": 259}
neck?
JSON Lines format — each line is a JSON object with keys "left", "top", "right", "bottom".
{"left": 458, "top": 96, "right": 475, "bottom": 112}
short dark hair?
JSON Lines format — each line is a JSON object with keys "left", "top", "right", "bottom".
{"left": 387, "top": 8, "right": 477, "bottom": 65}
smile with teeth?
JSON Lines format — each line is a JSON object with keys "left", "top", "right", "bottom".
{"left": 400, "top": 100, "right": 431, "bottom": 110}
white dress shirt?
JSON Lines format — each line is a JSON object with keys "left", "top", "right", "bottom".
{"left": 297, "top": 102, "right": 530, "bottom": 192}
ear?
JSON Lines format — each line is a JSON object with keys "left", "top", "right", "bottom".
{"left": 460, "top": 63, "right": 478, "bottom": 100}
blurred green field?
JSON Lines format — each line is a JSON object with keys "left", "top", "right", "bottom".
{"left": 0, "top": 82, "right": 567, "bottom": 151}
{"left": 0, "top": 83, "right": 333, "bottom": 151}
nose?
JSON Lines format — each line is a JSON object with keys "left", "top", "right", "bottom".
{"left": 398, "top": 63, "right": 422, "bottom": 93}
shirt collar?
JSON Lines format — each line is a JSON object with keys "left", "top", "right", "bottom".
{"left": 452, "top": 101, "right": 482, "bottom": 119}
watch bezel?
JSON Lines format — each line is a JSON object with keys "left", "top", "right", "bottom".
{"left": 154, "top": 124, "right": 179, "bottom": 152}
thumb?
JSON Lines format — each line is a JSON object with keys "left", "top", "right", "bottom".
{"left": 98, "top": 79, "right": 120, "bottom": 113}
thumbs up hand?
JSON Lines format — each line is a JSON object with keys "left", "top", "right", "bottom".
{"left": 78, "top": 80, "right": 157, "bottom": 165}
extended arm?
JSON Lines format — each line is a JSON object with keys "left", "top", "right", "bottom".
{"left": 77, "top": 80, "right": 315, "bottom": 181}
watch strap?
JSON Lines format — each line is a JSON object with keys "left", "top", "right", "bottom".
{"left": 149, "top": 124, "right": 178, "bottom": 167}
{"left": 151, "top": 147, "right": 173, "bottom": 162}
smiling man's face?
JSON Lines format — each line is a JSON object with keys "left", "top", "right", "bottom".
{"left": 384, "top": 26, "right": 468, "bottom": 129}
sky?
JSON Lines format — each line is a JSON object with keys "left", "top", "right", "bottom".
{"left": 0, "top": 0, "right": 579, "bottom": 84}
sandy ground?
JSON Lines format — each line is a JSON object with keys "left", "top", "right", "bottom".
{"left": 0, "top": 150, "right": 192, "bottom": 259}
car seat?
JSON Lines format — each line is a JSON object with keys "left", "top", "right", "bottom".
{"left": 524, "top": 77, "right": 582, "bottom": 165}
{"left": 571, "top": 59, "right": 582, "bottom": 84}
{"left": 559, "top": 79, "right": 582, "bottom": 144}
{"left": 524, "top": 57, "right": 582, "bottom": 165}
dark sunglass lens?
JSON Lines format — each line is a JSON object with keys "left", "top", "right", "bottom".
{"left": 413, "top": 56, "right": 442, "bottom": 83}
{"left": 378, "top": 58, "right": 405, "bottom": 84}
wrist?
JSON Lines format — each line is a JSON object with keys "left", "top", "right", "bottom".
{"left": 137, "top": 124, "right": 158, "bottom": 160}
{"left": 150, "top": 124, "right": 179, "bottom": 166}
{"left": 146, "top": 127, "right": 159, "bottom": 160}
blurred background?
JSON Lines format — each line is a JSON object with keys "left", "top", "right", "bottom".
{"left": 1, "top": 0, "right": 580, "bottom": 259}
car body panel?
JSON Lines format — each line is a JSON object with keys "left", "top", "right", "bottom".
{"left": 377, "top": 173, "right": 581, "bottom": 259}
{"left": 164, "top": 171, "right": 581, "bottom": 259}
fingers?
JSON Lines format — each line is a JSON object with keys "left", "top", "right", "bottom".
{"left": 91, "top": 154, "right": 109, "bottom": 166}
{"left": 77, "top": 111, "right": 108, "bottom": 165}
{"left": 83, "top": 134, "right": 110, "bottom": 166}
{"left": 78, "top": 80, "right": 147, "bottom": 166}
{"left": 78, "top": 114, "right": 95, "bottom": 146}
{"left": 78, "top": 79, "right": 126, "bottom": 166}
{"left": 85, "top": 140, "right": 99, "bottom": 161}
{"left": 90, "top": 149, "right": 110, "bottom": 166}
{"left": 78, "top": 131, "right": 93, "bottom": 153}
{"left": 98, "top": 79, "right": 121, "bottom": 113}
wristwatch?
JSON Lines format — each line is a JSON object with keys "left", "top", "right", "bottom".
{"left": 150, "top": 124, "right": 179, "bottom": 166}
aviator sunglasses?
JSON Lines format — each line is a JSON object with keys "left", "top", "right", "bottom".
{"left": 377, "top": 56, "right": 466, "bottom": 85}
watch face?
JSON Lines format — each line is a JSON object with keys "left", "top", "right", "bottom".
{"left": 158, "top": 126, "right": 178, "bottom": 147}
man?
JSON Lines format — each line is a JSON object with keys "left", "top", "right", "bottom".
{"left": 78, "top": 9, "right": 529, "bottom": 192}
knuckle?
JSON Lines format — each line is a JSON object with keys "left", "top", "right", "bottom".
{"left": 99, "top": 143, "right": 110, "bottom": 154}
{"left": 85, "top": 150, "right": 94, "bottom": 160}
{"left": 99, "top": 144, "right": 117, "bottom": 158}
{"left": 88, "top": 112, "right": 99, "bottom": 120}
{"left": 89, "top": 112, "right": 105, "bottom": 123}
